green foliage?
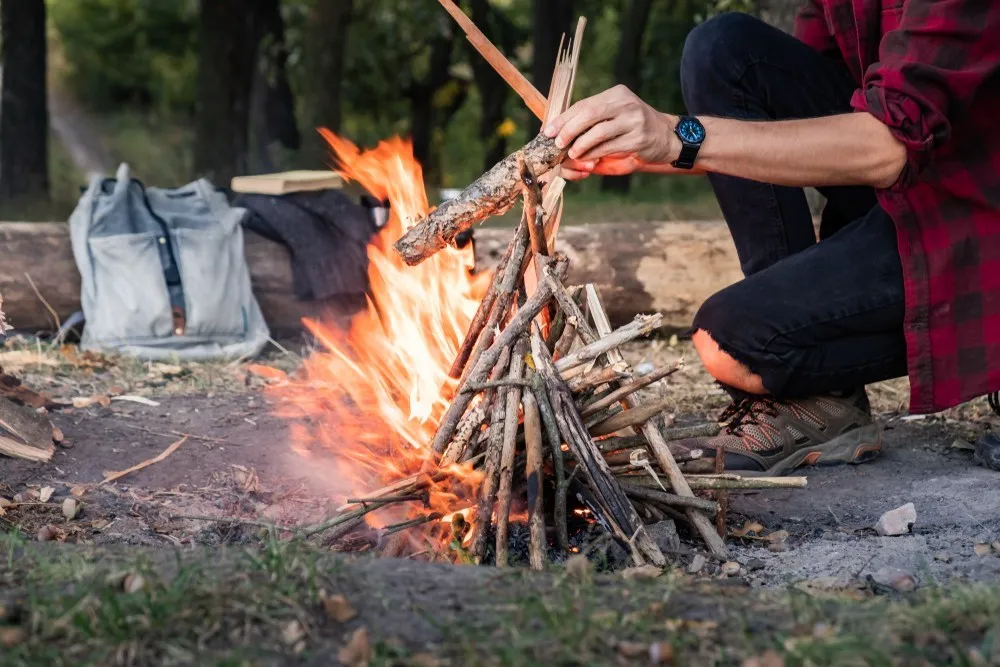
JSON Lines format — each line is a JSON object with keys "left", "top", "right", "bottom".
{"left": 49, "top": 0, "right": 198, "bottom": 112}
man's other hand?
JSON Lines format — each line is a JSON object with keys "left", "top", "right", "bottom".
{"left": 543, "top": 85, "right": 679, "bottom": 181}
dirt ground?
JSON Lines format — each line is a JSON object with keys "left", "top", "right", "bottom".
{"left": 2, "top": 337, "right": 998, "bottom": 586}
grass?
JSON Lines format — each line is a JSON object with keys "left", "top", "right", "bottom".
{"left": 2, "top": 528, "right": 999, "bottom": 666}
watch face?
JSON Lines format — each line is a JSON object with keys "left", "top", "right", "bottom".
{"left": 677, "top": 118, "right": 706, "bottom": 144}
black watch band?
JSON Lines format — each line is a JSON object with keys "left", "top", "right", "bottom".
{"left": 671, "top": 116, "right": 706, "bottom": 170}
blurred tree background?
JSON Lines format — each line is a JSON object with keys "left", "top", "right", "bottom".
{"left": 0, "top": 0, "right": 792, "bottom": 221}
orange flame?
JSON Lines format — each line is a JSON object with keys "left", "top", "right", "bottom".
{"left": 271, "top": 131, "right": 490, "bottom": 537}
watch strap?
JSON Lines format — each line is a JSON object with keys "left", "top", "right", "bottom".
{"left": 672, "top": 143, "right": 700, "bottom": 170}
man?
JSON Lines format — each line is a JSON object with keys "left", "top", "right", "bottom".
{"left": 545, "top": 1, "right": 1000, "bottom": 474}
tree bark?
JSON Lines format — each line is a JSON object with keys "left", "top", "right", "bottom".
{"left": 249, "top": 0, "right": 300, "bottom": 173}
{"left": 602, "top": 0, "right": 655, "bottom": 195}
{"left": 0, "top": 0, "right": 49, "bottom": 207}
{"left": 0, "top": 220, "right": 745, "bottom": 335}
{"left": 530, "top": 0, "right": 575, "bottom": 134}
{"left": 301, "top": 0, "right": 353, "bottom": 166}
{"left": 194, "top": 0, "right": 267, "bottom": 185}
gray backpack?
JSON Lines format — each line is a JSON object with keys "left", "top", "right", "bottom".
{"left": 69, "top": 163, "right": 270, "bottom": 361}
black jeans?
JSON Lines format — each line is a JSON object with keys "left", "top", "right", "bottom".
{"left": 681, "top": 13, "right": 908, "bottom": 397}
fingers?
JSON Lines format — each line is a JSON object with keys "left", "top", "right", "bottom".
{"left": 575, "top": 134, "right": 636, "bottom": 163}
{"left": 560, "top": 166, "right": 591, "bottom": 181}
{"left": 567, "top": 118, "right": 631, "bottom": 161}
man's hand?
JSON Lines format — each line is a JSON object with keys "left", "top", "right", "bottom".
{"left": 543, "top": 85, "right": 681, "bottom": 181}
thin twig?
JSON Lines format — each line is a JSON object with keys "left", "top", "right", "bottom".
{"left": 99, "top": 436, "right": 189, "bottom": 486}
{"left": 23, "top": 272, "right": 61, "bottom": 331}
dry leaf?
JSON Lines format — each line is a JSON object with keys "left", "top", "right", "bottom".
{"left": 0, "top": 627, "right": 25, "bottom": 648}
{"left": 616, "top": 641, "right": 649, "bottom": 658}
{"left": 247, "top": 364, "right": 288, "bottom": 384}
{"left": 731, "top": 521, "right": 765, "bottom": 538}
{"left": 322, "top": 593, "right": 358, "bottom": 623}
{"left": 231, "top": 464, "right": 261, "bottom": 494}
{"left": 339, "top": 627, "right": 372, "bottom": 667}
{"left": 72, "top": 395, "right": 110, "bottom": 409}
{"left": 123, "top": 573, "right": 146, "bottom": 594}
{"left": 70, "top": 485, "right": 87, "bottom": 498}
{"left": 649, "top": 642, "right": 674, "bottom": 665}
{"left": 0, "top": 497, "right": 11, "bottom": 508}
{"left": 51, "top": 427, "right": 64, "bottom": 443}
{"left": 0, "top": 505, "right": 5, "bottom": 517}
{"left": 38, "top": 487, "right": 54, "bottom": 503}
{"left": 407, "top": 653, "right": 443, "bottom": 667}
{"left": 281, "top": 619, "right": 306, "bottom": 646}
{"left": 742, "top": 650, "right": 786, "bottom": 667}
{"left": 62, "top": 498, "right": 79, "bottom": 520}
{"left": 36, "top": 525, "right": 66, "bottom": 542}
{"left": 622, "top": 564, "right": 663, "bottom": 580}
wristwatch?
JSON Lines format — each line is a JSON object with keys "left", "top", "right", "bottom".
{"left": 672, "top": 116, "right": 706, "bottom": 170}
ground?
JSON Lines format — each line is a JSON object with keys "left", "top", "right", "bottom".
{"left": 1, "top": 336, "right": 999, "bottom": 665}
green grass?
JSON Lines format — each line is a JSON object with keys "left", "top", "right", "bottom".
{"left": 3, "top": 529, "right": 999, "bottom": 667}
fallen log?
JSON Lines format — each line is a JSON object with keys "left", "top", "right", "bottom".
{"left": 393, "top": 134, "right": 567, "bottom": 266}
{"left": 0, "top": 397, "right": 56, "bottom": 462}
{"left": 0, "top": 220, "right": 743, "bottom": 334}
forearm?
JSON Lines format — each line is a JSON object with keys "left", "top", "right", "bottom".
{"left": 651, "top": 113, "right": 906, "bottom": 188}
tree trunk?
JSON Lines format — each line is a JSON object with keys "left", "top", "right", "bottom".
{"left": 194, "top": 0, "right": 266, "bottom": 185}
{"left": 407, "top": 25, "right": 459, "bottom": 185}
{"left": 530, "top": 0, "right": 575, "bottom": 134}
{"left": 301, "top": 0, "right": 353, "bottom": 166}
{"left": 0, "top": 220, "right": 745, "bottom": 335}
{"left": 467, "top": 0, "right": 519, "bottom": 172}
{"left": 0, "top": 0, "right": 49, "bottom": 207}
{"left": 601, "top": 0, "right": 655, "bottom": 195}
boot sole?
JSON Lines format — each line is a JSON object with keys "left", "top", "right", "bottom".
{"left": 747, "top": 422, "right": 884, "bottom": 477}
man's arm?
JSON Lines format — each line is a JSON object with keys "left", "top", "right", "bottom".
{"left": 646, "top": 113, "right": 907, "bottom": 189}
{"left": 545, "top": 86, "right": 905, "bottom": 188}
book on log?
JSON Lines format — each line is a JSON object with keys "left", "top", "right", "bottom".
{"left": 230, "top": 171, "right": 344, "bottom": 195}
{"left": 0, "top": 396, "right": 55, "bottom": 462}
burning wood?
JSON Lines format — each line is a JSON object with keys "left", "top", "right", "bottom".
{"left": 268, "top": 9, "right": 811, "bottom": 570}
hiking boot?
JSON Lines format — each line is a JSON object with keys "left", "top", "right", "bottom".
{"left": 671, "top": 388, "right": 882, "bottom": 475}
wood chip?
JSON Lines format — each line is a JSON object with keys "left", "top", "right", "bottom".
{"left": 338, "top": 627, "right": 372, "bottom": 667}
{"left": 322, "top": 593, "right": 358, "bottom": 623}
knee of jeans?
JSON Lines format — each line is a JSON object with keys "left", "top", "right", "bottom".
{"left": 681, "top": 12, "right": 762, "bottom": 114}
{"left": 692, "top": 286, "right": 746, "bottom": 358}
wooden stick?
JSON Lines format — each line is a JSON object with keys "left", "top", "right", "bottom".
{"left": 585, "top": 285, "right": 729, "bottom": 560}
{"left": 588, "top": 396, "right": 672, "bottom": 437}
{"left": 394, "top": 135, "right": 566, "bottom": 266}
{"left": 448, "top": 218, "right": 528, "bottom": 379}
{"left": 99, "top": 436, "right": 188, "bottom": 486}
{"left": 554, "top": 314, "right": 662, "bottom": 373}
{"left": 523, "top": 376, "right": 546, "bottom": 571}
{"left": 531, "top": 371, "right": 571, "bottom": 552}
{"left": 618, "top": 483, "right": 720, "bottom": 514}
{"left": 621, "top": 474, "right": 809, "bottom": 491}
{"left": 603, "top": 446, "right": 706, "bottom": 466}
{"left": 441, "top": 346, "right": 512, "bottom": 465}
{"left": 566, "top": 363, "right": 630, "bottom": 393}
{"left": 494, "top": 338, "right": 528, "bottom": 567}
{"left": 714, "top": 444, "right": 728, "bottom": 538}
{"left": 435, "top": 0, "right": 547, "bottom": 121}
{"left": 582, "top": 363, "right": 682, "bottom": 417}
{"left": 432, "top": 256, "right": 562, "bottom": 453}
{"left": 382, "top": 513, "right": 444, "bottom": 536}
{"left": 455, "top": 221, "right": 531, "bottom": 385}
{"left": 518, "top": 157, "right": 547, "bottom": 258}
{"left": 470, "top": 353, "right": 514, "bottom": 562}
{"left": 529, "top": 330, "right": 665, "bottom": 567}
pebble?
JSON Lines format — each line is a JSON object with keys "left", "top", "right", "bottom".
{"left": 646, "top": 520, "right": 680, "bottom": 553}
{"left": 687, "top": 554, "right": 707, "bottom": 574}
{"left": 974, "top": 434, "right": 1000, "bottom": 471}
{"left": 874, "top": 502, "right": 916, "bottom": 536}
{"left": 720, "top": 561, "right": 741, "bottom": 577}
{"left": 869, "top": 567, "right": 918, "bottom": 593}
{"left": 746, "top": 558, "right": 766, "bottom": 572}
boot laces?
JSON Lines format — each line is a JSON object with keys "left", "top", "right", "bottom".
{"left": 719, "top": 396, "right": 781, "bottom": 436}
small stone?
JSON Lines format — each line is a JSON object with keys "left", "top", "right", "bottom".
{"left": 338, "top": 627, "right": 372, "bottom": 667}
{"left": 687, "top": 554, "right": 707, "bottom": 574}
{"left": 973, "top": 434, "right": 1000, "bottom": 471}
{"left": 993, "top": 541, "right": 1000, "bottom": 555}
{"left": 869, "top": 567, "right": 918, "bottom": 593}
{"left": 746, "top": 558, "right": 766, "bottom": 572}
{"left": 122, "top": 573, "right": 146, "bottom": 594}
{"left": 720, "top": 561, "right": 741, "bottom": 577}
{"left": 974, "top": 543, "right": 992, "bottom": 556}
{"left": 322, "top": 593, "right": 357, "bottom": 623}
{"left": 933, "top": 554, "right": 952, "bottom": 563}
{"left": 874, "top": 502, "right": 916, "bottom": 536}
{"left": 0, "top": 627, "right": 25, "bottom": 648}
{"left": 646, "top": 520, "right": 680, "bottom": 553}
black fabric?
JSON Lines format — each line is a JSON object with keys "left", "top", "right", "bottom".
{"left": 682, "top": 14, "right": 908, "bottom": 398}
{"left": 233, "top": 190, "right": 380, "bottom": 301}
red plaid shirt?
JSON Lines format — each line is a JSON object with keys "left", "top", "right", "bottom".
{"left": 795, "top": 0, "right": 1000, "bottom": 413}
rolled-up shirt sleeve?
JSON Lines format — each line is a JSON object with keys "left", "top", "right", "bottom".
{"left": 851, "top": 0, "right": 1000, "bottom": 190}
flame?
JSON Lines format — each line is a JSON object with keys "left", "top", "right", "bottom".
{"left": 271, "top": 131, "right": 490, "bottom": 541}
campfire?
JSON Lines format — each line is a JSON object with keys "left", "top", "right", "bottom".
{"left": 269, "top": 3, "right": 806, "bottom": 568}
